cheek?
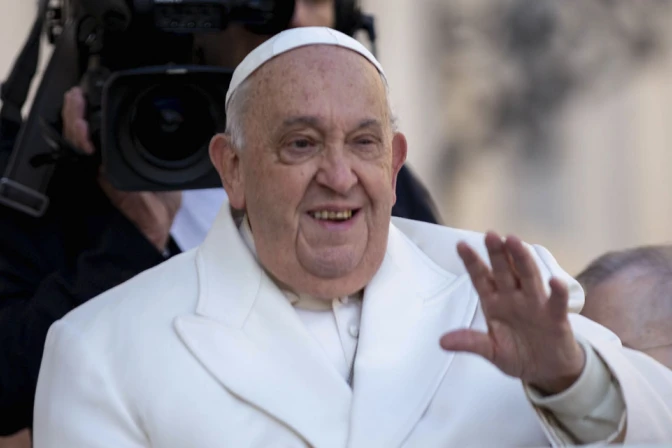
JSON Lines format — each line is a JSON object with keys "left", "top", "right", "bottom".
{"left": 357, "top": 160, "right": 396, "bottom": 204}
{"left": 246, "top": 162, "right": 315, "bottom": 210}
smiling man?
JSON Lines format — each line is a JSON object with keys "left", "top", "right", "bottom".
{"left": 219, "top": 39, "right": 402, "bottom": 299}
{"left": 33, "top": 27, "right": 672, "bottom": 447}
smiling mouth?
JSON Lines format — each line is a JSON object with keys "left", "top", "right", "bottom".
{"left": 309, "top": 209, "right": 360, "bottom": 222}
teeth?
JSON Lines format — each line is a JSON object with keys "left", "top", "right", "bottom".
{"left": 311, "top": 210, "right": 353, "bottom": 221}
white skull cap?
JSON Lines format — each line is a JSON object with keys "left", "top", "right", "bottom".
{"left": 225, "top": 26, "right": 387, "bottom": 110}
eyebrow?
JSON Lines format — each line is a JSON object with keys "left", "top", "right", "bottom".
{"left": 352, "top": 118, "right": 383, "bottom": 132}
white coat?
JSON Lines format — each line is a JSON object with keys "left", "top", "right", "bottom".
{"left": 33, "top": 204, "right": 672, "bottom": 447}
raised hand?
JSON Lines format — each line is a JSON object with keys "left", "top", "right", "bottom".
{"left": 440, "top": 232, "right": 585, "bottom": 395}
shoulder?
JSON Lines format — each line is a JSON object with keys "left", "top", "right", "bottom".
{"left": 390, "top": 218, "right": 585, "bottom": 313}
{"left": 569, "top": 313, "right": 621, "bottom": 344}
{"left": 59, "top": 249, "right": 200, "bottom": 334}
{"left": 391, "top": 217, "right": 567, "bottom": 274}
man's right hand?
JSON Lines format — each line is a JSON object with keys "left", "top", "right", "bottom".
{"left": 62, "top": 87, "right": 182, "bottom": 252}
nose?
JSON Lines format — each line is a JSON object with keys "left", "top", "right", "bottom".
{"left": 315, "top": 148, "right": 358, "bottom": 195}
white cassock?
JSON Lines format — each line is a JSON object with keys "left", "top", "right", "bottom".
{"left": 33, "top": 202, "right": 672, "bottom": 447}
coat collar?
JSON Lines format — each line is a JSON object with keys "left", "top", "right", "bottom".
{"left": 175, "top": 205, "right": 353, "bottom": 448}
{"left": 174, "top": 204, "right": 479, "bottom": 448}
{"left": 347, "top": 224, "right": 479, "bottom": 447}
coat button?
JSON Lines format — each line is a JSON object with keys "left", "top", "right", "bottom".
{"left": 348, "top": 323, "right": 360, "bottom": 338}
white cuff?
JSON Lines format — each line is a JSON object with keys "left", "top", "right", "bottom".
{"left": 525, "top": 337, "right": 626, "bottom": 444}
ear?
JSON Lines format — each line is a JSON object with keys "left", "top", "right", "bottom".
{"left": 209, "top": 133, "right": 246, "bottom": 210}
{"left": 390, "top": 132, "right": 408, "bottom": 204}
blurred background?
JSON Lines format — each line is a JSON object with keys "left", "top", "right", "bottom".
{"left": 2, "top": 0, "right": 672, "bottom": 274}
{"left": 366, "top": 0, "right": 672, "bottom": 275}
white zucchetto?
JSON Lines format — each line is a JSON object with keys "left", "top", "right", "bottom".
{"left": 225, "top": 26, "right": 387, "bottom": 111}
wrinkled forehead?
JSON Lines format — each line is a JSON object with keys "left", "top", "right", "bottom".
{"left": 259, "top": 45, "right": 385, "bottom": 89}
{"left": 245, "top": 46, "right": 389, "bottom": 119}
{"left": 225, "top": 27, "right": 387, "bottom": 110}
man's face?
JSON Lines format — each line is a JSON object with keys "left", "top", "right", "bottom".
{"left": 195, "top": 0, "right": 336, "bottom": 68}
{"left": 214, "top": 46, "right": 406, "bottom": 299}
{"left": 581, "top": 269, "right": 672, "bottom": 369}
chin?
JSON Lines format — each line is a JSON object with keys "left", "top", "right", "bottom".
{"left": 306, "top": 261, "right": 357, "bottom": 280}
{"left": 298, "top": 260, "right": 381, "bottom": 300}
{"left": 302, "top": 249, "right": 373, "bottom": 282}
{"left": 279, "top": 243, "right": 388, "bottom": 299}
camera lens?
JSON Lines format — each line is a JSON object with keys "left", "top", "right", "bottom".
{"left": 130, "top": 84, "right": 216, "bottom": 166}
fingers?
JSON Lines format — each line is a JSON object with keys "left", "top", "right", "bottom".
{"left": 440, "top": 329, "right": 493, "bottom": 362}
{"left": 74, "top": 119, "right": 95, "bottom": 155}
{"left": 548, "top": 277, "right": 570, "bottom": 319}
{"left": 505, "top": 236, "right": 545, "bottom": 298}
{"left": 62, "top": 87, "right": 96, "bottom": 155}
{"left": 484, "top": 232, "right": 518, "bottom": 293}
{"left": 460, "top": 232, "right": 555, "bottom": 309}
{"left": 457, "top": 241, "right": 496, "bottom": 299}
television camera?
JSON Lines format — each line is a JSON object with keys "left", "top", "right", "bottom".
{"left": 0, "top": 0, "right": 375, "bottom": 217}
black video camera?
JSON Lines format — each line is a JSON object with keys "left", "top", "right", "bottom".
{"left": 0, "top": 0, "right": 296, "bottom": 216}
{"left": 75, "top": 0, "right": 296, "bottom": 191}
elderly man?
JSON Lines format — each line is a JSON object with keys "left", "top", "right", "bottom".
{"left": 34, "top": 27, "right": 672, "bottom": 447}
{"left": 578, "top": 245, "right": 672, "bottom": 369}
{"left": 0, "top": 0, "right": 439, "bottom": 440}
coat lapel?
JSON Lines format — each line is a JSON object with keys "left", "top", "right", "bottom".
{"left": 174, "top": 206, "right": 352, "bottom": 448}
{"left": 348, "top": 225, "right": 480, "bottom": 448}
{"left": 174, "top": 205, "right": 481, "bottom": 448}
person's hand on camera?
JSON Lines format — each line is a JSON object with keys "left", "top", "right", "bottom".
{"left": 62, "top": 87, "right": 182, "bottom": 252}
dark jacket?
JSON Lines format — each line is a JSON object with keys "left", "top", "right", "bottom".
{"left": 0, "top": 117, "right": 442, "bottom": 435}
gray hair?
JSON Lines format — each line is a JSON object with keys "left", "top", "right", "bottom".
{"left": 225, "top": 72, "right": 398, "bottom": 152}
{"left": 225, "top": 80, "right": 251, "bottom": 151}
{"left": 576, "top": 245, "right": 672, "bottom": 295}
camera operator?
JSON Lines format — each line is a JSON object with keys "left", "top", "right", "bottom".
{"left": 0, "top": 0, "right": 442, "bottom": 436}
